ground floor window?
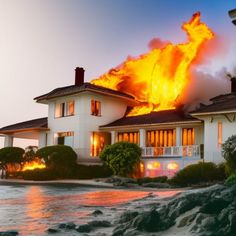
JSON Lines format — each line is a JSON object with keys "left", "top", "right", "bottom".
{"left": 182, "top": 128, "right": 195, "bottom": 146}
{"left": 90, "top": 132, "right": 111, "bottom": 157}
{"left": 146, "top": 129, "right": 176, "bottom": 147}
{"left": 117, "top": 132, "right": 139, "bottom": 144}
{"left": 55, "top": 131, "right": 74, "bottom": 147}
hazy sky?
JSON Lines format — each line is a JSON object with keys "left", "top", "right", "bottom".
{"left": 0, "top": 0, "right": 236, "bottom": 148}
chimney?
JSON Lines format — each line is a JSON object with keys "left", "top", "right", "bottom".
{"left": 231, "top": 78, "right": 236, "bottom": 93}
{"left": 75, "top": 67, "right": 85, "bottom": 86}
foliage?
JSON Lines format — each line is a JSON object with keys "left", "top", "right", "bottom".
{"left": 22, "top": 168, "right": 58, "bottom": 181}
{"left": 225, "top": 172, "right": 236, "bottom": 186}
{"left": 99, "top": 142, "right": 142, "bottom": 177}
{"left": 137, "top": 176, "right": 168, "bottom": 185}
{"left": 222, "top": 135, "right": 236, "bottom": 173}
{"left": 169, "top": 162, "right": 226, "bottom": 187}
{"left": 23, "top": 146, "right": 38, "bottom": 162}
{"left": 0, "top": 147, "right": 24, "bottom": 166}
{"left": 73, "top": 164, "right": 113, "bottom": 179}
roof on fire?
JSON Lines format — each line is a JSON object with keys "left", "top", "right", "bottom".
{"left": 34, "top": 82, "right": 135, "bottom": 102}
{"left": 100, "top": 109, "right": 200, "bottom": 129}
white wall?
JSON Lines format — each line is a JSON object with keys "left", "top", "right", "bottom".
{"left": 47, "top": 92, "right": 129, "bottom": 158}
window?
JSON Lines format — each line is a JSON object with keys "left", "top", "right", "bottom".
{"left": 218, "top": 122, "right": 222, "bottom": 148}
{"left": 56, "top": 131, "right": 74, "bottom": 147}
{"left": 117, "top": 132, "right": 140, "bottom": 144}
{"left": 91, "top": 100, "right": 101, "bottom": 116}
{"left": 146, "top": 129, "right": 176, "bottom": 147}
{"left": 55, "top": 101, "right": 74, "bottom": 118}
{"left": 182, "top": 128, "right": 195, "bottom": 146}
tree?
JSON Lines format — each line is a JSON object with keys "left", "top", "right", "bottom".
{"left": 99, "top": 142, "right": 142, "bottom": 177}
{"left": 23, "top": 146, "right": 38, "bottom": 162}
{"left": 222, "top": 135, "right": 236, "bottom": 173}
{"left": 0, "top": 147, "right": 24, "bottom": 178}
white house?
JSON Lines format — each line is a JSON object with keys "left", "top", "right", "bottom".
{"left": 0, "top": 67, "right": 236, "bottom": 177}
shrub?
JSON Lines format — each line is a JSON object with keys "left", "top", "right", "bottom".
{"left": 225, "top": 173, "right": 236, "bottom": 186}
{"left": 99, "top": 142, "right": 142, "bottom": 177}
{"left": 73, "top": 164, "right": 113, "bottom": 179}
{"left": 23, "top": 146, "right": 38, "bottom": 162}
{"left": 169, "top": 162, "right": 226, "bottom": 187}
{"left": 22, "top": 168, "right": 58, "bottom": 181}
{"left": 137, "top": 176, "right": 168, "bottom": 185}
{"left": 222, "top": 135, "right": 236, "bottom": 173}
{"left": 0, "top": 147, "right": 24, "bottom": 165}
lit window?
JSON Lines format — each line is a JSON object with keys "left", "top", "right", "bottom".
{"left": 218, "top": 122, "right": 222, "bottom": 148}
{"left": 56, "top": 131, "right": 74, "bottom": 147}
{"left": 55, "top": 101, "right": 74, "bottom": 118}
{"left": 117, "top": 132, "right": 139, "bottom": 144}
{"left": 90, "top": 132, "right": 110, "bottom": 157}
{"left": 167, "top": 162, "right": 179, "bottom": 170}
{"left": 182, "top": 128, "right": 195, "bottom": 146}
{"left": 91, "top": 100, "right": 101, "bottom": 116}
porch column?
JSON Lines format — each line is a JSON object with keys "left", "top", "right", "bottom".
{"left": 176, "top": 127, "right": 182, "bottom": 146}
{"left": 38, "top": 132, "right": 47, "bottom": 148}
{"left": 111, "top": 131, "right": 116, "bottom": 144}
{"left": 139, "top": 129, "right": 146, "bottom": 147}
{"left": 4, "top": 135, "right": 13, "bottom": 147}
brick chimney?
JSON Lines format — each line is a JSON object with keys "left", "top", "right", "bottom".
{"left": 231, "top": 78, "right": 236, "bottom": 93}
{"left": 75, "top": 67, "right": 84, "bottom": 86}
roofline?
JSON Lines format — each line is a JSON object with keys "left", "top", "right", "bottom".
{"left": 0, "top": 127, "right": 50, "bottom": 135}
{"left": 35, "top": 87, "right": 138, "bottom": 104}
{"left": 99, "top": 120, "right": 202, "bottom": 131}
{"left": 191, "top": 109, "right": 236, "bottom": 117}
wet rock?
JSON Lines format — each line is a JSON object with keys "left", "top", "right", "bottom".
{"left": 76, "top": 224, "right": 92, "bottom": 233}
{"left": 142, "top": 182, "right": 170, "bottom": 188}
{"left": 0, "top": 231, "right": 19, "bottom": 236}
{"left": 117, "top": 211, "right": 139, "bottom": 224}
{"left": 65, "top": 222, "right": 76, "bottom": 229}
{"left": 177, "top": 213, "right": 197, "bottom": 227}
{"left": 200, "top": 198, "right": 230, "bottom": 214}
{"left": 47, "top": 228, "right": 60, "bottom": 233}
{"left": 88, "top": 220, "right": 111, "bottom": 227}
{"left": 92, "top": 209, "right": 103, "bottom": 216}
{"left": 58, "top": 223, "right": 67, "bottom": 229}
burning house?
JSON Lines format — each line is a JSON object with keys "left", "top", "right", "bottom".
{"left": 0, "top": 13, "right": 236, "bottom": 177}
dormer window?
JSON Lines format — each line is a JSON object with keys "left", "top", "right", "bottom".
{"left": 91, "top": 100, "right": 101, "bottom": 116}
{"left": 55, "top": 101, "right": 74, "bottom": 118}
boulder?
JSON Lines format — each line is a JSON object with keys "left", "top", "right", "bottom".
{"left": 92, "top": 209, "right": 103, "bottom": 216}
{"left": 0, "top": 231, "right": 19, "bottom": 236}
{"left": 76, "top": 224, "right": 92, "bottom": 233}
{"left": 47, "top": 228, "right": 60, "bottom": 233}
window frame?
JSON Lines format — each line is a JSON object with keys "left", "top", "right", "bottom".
{"left": 91, "top": 99, "right": 101, "bottom": 116}
{"left": 54, "top": 100, "right": 75, "bottom": 118}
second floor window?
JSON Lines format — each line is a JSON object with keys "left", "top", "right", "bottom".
{"left": 91, "top": 100, "right": 101, "bottom": 116}
{"left": 55, "top": 101, "right": 74, "bottom": 118}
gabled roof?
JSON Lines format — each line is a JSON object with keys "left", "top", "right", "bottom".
{"left": 0, "top": 117, "right": 48, "bottom": 134}
{"left": 191, "top": 93, "right": 236, "bottom": 115}
{"left": 100, "top": 109, "right": 200, "bottom": 129}
{"left": 34, "top": 83, "right": 135, "bottom": 102}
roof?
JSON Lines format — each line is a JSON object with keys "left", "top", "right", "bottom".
{"left": 0, "top": 117, "right": 48, "bottom": 134}
{"left": 34, "top": 82, "right": 135, "bottom": 102}
{"left": 191, "top": 93, "right": 236, "bottom": 115}
{"left": 100, "top": 109, "right": 200, "bottom": 129}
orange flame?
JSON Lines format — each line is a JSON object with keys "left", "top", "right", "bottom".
{"left": 22, "top": 160, "right": 46, "bottom": 171}
{"left": 91, "top": 12, "right": 214, "bottom": 116}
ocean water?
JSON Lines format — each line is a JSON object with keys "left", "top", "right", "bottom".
{"left": 0, "top": 184, "right": 181, "bottom": 235}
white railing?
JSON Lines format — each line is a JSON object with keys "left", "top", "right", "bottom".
{"left": 142, "top": 145, "right": 200, "bottom": 157}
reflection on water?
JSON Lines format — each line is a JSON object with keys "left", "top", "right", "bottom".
{"left": 0, "top": 185, "right": 181, "bottom": 235}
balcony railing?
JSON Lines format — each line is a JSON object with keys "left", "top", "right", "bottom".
{"left": 142, "top": 145, "right": 200, "bottom": 157}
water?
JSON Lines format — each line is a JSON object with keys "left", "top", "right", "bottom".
{"left": 0, "top": 184, "right": 181, "bottom": 235}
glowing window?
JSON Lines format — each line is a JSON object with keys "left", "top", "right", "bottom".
{"left": 167, "top": 162, "right": 179, "bottom": 170}
{"left": 55, "top": 101, "right": 74, "bottom": 118}
{"left": 117, "top": 132, "right": 139, "bottom": 144}
{"left": 218, "top": 122, "right": 222, "bottom": 148}
{"left": 91, "top": 100, "right": 101, "bottom": 116}
{"left": 182, "top": 128, "right": 195, "bottom": 146}
{"left": 90, "top": 132, "right": 110, "bottom": 157}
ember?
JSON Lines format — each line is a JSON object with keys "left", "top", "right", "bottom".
{"left": 22, "top": 160, "right": 46, "bottom": 171}
{"left": 91, "top": 12, "right": 214, "bottom": 116}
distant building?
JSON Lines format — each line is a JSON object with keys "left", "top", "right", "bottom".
{"left": 1, "top": 67, "right": 236, "bottom": 177}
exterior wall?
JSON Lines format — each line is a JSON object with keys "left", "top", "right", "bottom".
{"left": 200, "top": 114, "right": 236, "bottom": 163}
{"left": 47, "top": 92, "right": 129, "bottom": 158}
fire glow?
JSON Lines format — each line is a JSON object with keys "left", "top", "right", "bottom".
{"left": 91, "top": 12, "right": 214, "bottom": 116}
{"left": 22, "top": 160, "right": 46, "bottom": 171}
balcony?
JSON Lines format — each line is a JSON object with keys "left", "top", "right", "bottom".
{"left": 142, "top": 145, "right": 201, "bottom": 158}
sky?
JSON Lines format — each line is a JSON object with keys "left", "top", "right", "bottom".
{"left": 0, "top": 0, "right": 236, "bottom": 148}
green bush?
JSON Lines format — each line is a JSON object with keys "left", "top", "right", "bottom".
{"left": 0, "top": 147, "right": 24, "bottom": 164}
{"left": 222, "top": 135, "right": 236, "bottom": 173}
{"left": 22, "top": 168, "right": 58, "bottom": 181}
{"left": 225, "top": 172, "right": 236, "bottom": 186}
{"left": 137, "top": 176, "right": 168, "bottom": 185}
{"left": 99, "top": 142, "right": 142, "bottom": 177}
{"left": 73, "top": 164, "right": 113, "bottom": 179}
{"left": 169, "top": 162, "right": 226, "bottom": 187}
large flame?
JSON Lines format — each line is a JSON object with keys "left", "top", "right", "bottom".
{"left": 91, "top": 12, "right": 214, "bottom": 116}
{"left": 22, "top": 159, "right": 46, "bottom": 171}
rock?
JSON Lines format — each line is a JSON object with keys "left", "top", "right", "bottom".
{"left": 47, "top": 228, "right": 60, "bottom": 233}
{"left": 65, "top": 222, "right": 76, "bottom": 229}
{"left": 92, "top": 209, "right": 103, "bottom": 216}
{"left": 76, "top": 224, "right": 92, "bottom": 233}
{"left": 117, "top": 211, "right": 139, "bottom": 224}
{"left": 178, "top": 213, "right": 197, "bottom": 227}
{"left": 88, "top": 220, "right": 111, "bottom": 227}
{"left": 58, "top": 223, "right": 67, "bottom": 229}
{"left": 0, "top": 231, "right": 19, "bottom": 236}
{"left": 142, "top": 182, "right": 170, "bottom": 188}
{"left": 200, "top": 198, "right": 230, "bottom": 214}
